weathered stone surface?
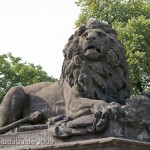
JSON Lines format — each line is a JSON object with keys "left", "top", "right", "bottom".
{"left": 26, "top": 138, "right": 150, "bottom": 150}
{"left": 0, "top": 20, "right": 132, "bottom": 136}
{"left": 0, "top": 132, "right": 150, "bottom": 150}
{"left": 0, "top": 20, "right": 150, "bottom": 149}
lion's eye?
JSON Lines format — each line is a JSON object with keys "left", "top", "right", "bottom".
{"left": 81, "top": 32, "right": 88, "bottom": 38}
{"left": 97, "top": 32, "right": 106, "bottom": 37}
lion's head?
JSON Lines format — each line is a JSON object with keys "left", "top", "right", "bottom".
{"left": 60, "top": 20, "right": 132, "bottom": 104}
{"left": 79, "top": 28, "right": 110, "bottom": 59}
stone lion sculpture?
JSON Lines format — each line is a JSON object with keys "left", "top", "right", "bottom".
{"left": 0, "top": 20, "right": 132, "bottom": 136}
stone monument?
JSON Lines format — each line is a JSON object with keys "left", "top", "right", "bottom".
{"left": 0, "top": 20, "right": 150, "bottom": 149}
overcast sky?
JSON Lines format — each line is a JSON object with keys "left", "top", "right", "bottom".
{"left": 0, "top": 0, "right": 80, "bottom": 79}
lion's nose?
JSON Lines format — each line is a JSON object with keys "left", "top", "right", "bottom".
{"left": 86, "top": 32, "right": 96, "bottom": 41}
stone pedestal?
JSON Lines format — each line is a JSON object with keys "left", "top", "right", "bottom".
{"left": 0, "top": 129, "right": 150, "bottom": 150}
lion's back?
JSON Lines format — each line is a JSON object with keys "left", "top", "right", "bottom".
{"left": 23, "top": 82, "right": 65, "bottom": 121}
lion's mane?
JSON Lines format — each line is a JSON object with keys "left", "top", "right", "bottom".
{"left": 60, "top": 20, "right": 131, "bottom": 104}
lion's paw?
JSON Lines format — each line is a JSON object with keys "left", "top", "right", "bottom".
{"left": 92, "top": 102, "right": 124, "bottom": 132}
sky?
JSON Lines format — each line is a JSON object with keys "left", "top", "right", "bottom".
{"left": 0, "top": 0, "right": 81, "bottom": 79}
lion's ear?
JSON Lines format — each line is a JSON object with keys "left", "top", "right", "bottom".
{"left": 106, "top": 28, "right": 118, "bottom": 37}
{"left": 75, "top": 26, "right": 86, "bottom": 36}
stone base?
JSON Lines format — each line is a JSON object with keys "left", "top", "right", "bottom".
{"left": 29, "top": 138, "right": 150, "bottom": 150}
{"left": 0, "top": 129, "right": 150, "bottom": 150}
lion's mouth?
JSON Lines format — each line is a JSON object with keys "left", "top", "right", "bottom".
{"left": 84, "top": 46, "right": 102, "bottom": 59}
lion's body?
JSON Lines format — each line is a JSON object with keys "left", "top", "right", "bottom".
{"left": 0, "top": 82, "right": 66, "bottom": 126}
{"left": 23, "top": 82, "right": 65, "bottom": 119}
{"left": 0, "top": 20, "right": 132, "bottom": 129}
{"left": 0, "top": 80, "right": 108, "bottom": 127}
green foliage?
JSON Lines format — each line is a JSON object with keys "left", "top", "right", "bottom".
{"left": 0, "top": 53, "right": 57, "bottom": 102}
{"left": 75, "top": 0, "right": 150, "bottom": 26}
{"left": 75, "top": 0, "right": 150, "bottom": 94}
{"left": 115, "top": 16, "right": 150, "bottom": 94}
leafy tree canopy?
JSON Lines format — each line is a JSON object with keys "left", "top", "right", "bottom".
{"left": 0, "top": 53, "right": 57, "bottom": 102}
{"left": 115, "top": 16, "right": 150, "bottom": 93}
{"left": 75, "top": 0, "right": 150, "bottom": 26}
{"left": 75, "top": 0, "right": 150, "bottom": 94}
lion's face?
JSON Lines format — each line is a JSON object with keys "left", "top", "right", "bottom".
{"left": 61, "top": 21, "right": 131, "bottom": 104}
{"left": 79, "top": 29, "right": 110, "bottom": 59}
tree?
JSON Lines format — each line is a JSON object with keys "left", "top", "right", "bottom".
{"left": 0, "top": 53, "right": 57, "bottom": 102}
{"left": 75, "top": 0, "right": 150, "bottom": 94}
{"left": 75, "top": 0, "right": 150, "bottom": 26}
{"left": 115, "top": 16, "right": 150, "bottom": 93}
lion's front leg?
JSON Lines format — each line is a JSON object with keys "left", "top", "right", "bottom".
{"left": 68, "top": 98, "right": 124, "bottom": 133}
{"left": 67, "top": 98, "right": 106, "bottom": 118}
{"left": 48, "top": 98, "right": 124, "bottom": 138}
{"left": 66, "top": 98, "right": 108, "bottom": 133}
